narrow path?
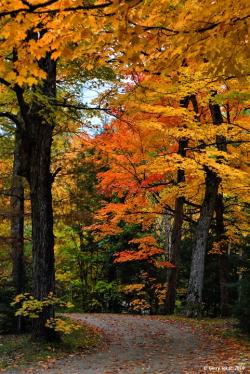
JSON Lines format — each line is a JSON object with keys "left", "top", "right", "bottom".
{"left": 6, "top": 313, "right": 248, "bottom": 374}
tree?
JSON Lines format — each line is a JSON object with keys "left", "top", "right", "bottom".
{"left": 92, "top": 67, "right": 249, "bottom": 316}
{"left": 165, "top": 95, "right": 198, "bottom": 314}
{"left": 211, "top": 98, "right": 230, "bottom": 317}
{"left": 0, "top": 0, "right": 129, "bottom": 340}
{"left": 0, "top": 0, "right": 249, "bottom": 332}
{"left": 186, "top": 167, "right": 220, "bottom": 316}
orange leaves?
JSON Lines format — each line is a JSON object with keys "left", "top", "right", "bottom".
{"left": 113, "top": 233, "right": 176, "bottom": 267}
{"left": 154, "top": 261, "right": 176, "bottom": 269}
{"left": 114, "top": 247, "right": 162, "bottom": 263}
{"left": 114, "top": 235, "right": 164, "bottom": 263}
{"left": 92, "top": 75, "right": 250, "bottom": 251}
{"left": 140, "top": 173, "right": 167, "bottom": 191}
{"left": 129, "top": 235, "right": 160, "bottom": 249}
{"left": 208, "top": 240, "right": 229, "bottom": 255}
{"left": 98, "top": 170, "right": 139, "bottom": 197}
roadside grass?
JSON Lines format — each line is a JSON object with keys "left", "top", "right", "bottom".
{"left": 158, "top": 315, "right": 250, "bottom": 371}
{"left": 160, "top": 315, "right": 250, "bottom": 343}
{"left": 0, "top": 318, "right": 101, "bottom": 371}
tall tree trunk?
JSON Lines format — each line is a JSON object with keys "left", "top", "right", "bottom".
{"left": 165, "top": 95, "right": 198, "bottom": 314}
{"left": 210, "top": 99, "right": 230, "bottom": 316}
{"left": 29, "top": 122, "right": 56, "bottom": 341}
{"left": 16, "top": 54, "right": 58, "bottom": 341}
{"left": 11, "top": 129, "right": 25, "bottom": 333}
{"left": 164, "top": 140, "right": 187, "bottom": 314}
{"left": 186, "top": 167, "right": 220, "bottom": 316}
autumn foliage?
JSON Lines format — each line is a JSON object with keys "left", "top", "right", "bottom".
{"left": 0, "top": 0, "right": 249, "bottom": 344}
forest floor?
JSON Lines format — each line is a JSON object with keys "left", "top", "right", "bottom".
{"left": 2, "top": 313, "right": 250, "bottom": 374}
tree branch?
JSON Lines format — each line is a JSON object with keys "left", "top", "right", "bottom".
{"left": 130, "top": 14, "right": 250, "bottom": 35}
{"left": 187, "top": 140, "right": 250, "bottom": 152}
{"left": 34, "top": 1, "right": 113, "bottom": 14}
{"left": 51, "top": 167, "right": 62, "bottom": 183}
{"left": 141, "top": 180, "right": 175, "bottom": 189}
{"left": 0, "top": 1, "right": 112, "bottom": 17}
{"left": 0, "top": 78, "right": 12, "bottom": 88}
{"left": 52, "top": 100, "right": 112, "bottom": 113}
{"left": 0, "top": 112, "right": 21, "bottom": 128}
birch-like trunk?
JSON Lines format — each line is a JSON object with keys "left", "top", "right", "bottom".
{"left": 186, "top": 168, "right": 220, "bottom": 316}
{"left": 164, "top": 141, "right": 187, "bottom": 314}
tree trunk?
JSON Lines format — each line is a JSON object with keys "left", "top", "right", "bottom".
{"left": 164, "top": 141, "right": 187, "bottom": 314}
{"left": 29, "top": 122, "right": 56, "bottom": 341}
{"left": 11, "top": 129, "right": 25, "bottom": 333}
{"left": 165, "top": 95, "right": 198, "bottom": 314}
{"left": 16, "top": 54, "right": 58, "bottom": 341}
{"left": 186, "top": 168, "right": 220, "bottom": 316}
{"left": 210, "top": 100, "right": 231, "bottom": 316}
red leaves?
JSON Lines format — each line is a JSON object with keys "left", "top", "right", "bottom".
{"left": 140, "top": 173, "right": 166, "bottom": 190}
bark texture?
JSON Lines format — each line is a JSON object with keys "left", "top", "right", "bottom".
{"left": 165, "top": 95, "right": 198, "bottom": 314}
{"left": 186, "top": 167, "right": 220, "bottom": 316}
{"left": 210, "top": 100, "right": 230, "bottom": 316}
{"left": 16, "top": 54, "right": 58, "bottom": 341}
{"left": 29, "top": 120, "right": 55, "bottom": 340}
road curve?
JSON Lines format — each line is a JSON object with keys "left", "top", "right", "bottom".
{"left": 5, "top": 313, "right": 236, "bottom": 374}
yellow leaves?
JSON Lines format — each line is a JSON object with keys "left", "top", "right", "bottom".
{"left": 0, "top": 0, "right": 249, "bottom": 89}
{"left": 16, "top": 75, "right": 26, "bottom": 86}
{"left": 1, "top": 1, "right": 248, "bottom": 252}
{"left": 121, "top": 283, "right": 145, "bottom": 294}
{"left": 234, "top": 118, "right": 250, "bottom": 132}
{"left": 12, "top": 293, "right": 75, "bottom": 321}
{"left": 15, "top": 69, "right": 45, "bottom": 87}
{"left": 46, "top": 318, "right": 80, "bottom": 334}
{"left": 131, "top": 103, "right": 187, "bottom": 117}
{"left": 93, "top": 72, "right": 250, "bottom": 242}
{"left": 13, "top": 296, "right": 44, "bottom": 319}
{"left": 2, "top": 57, "right": 47, "bottom": 86}
{"left": 208, "top": 240, "right": 229, "bottom": 255}
{"left": 129, "top": 298, "right": 151, "bottom": 312}
{"left": 12, "top": 293, "right": 29, "bottom": 304}
{"left": 5, "top": 71, "right": 17, "bottom": 82}
{"left": 51, "top": 50, "right": 61, "bottom": 60}
{"left": 26, "top": 76, "right": 38, "bottom": 86}
{"left": 56, "top": 271, "right": 74, "bottom": 283}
